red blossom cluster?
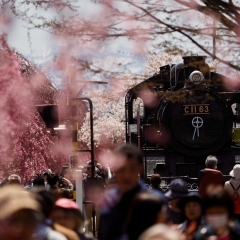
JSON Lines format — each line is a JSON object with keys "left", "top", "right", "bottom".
{"left": 0, "top": 41, "right": 72, "bottom": 183}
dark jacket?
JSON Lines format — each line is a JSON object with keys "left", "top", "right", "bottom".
{"left": 83, "top": 175, "right": 105, "bottom": 201}
{"left": 177, "top": 218, "right": 205, "bottom": 240}
{"left": 195, "top": 223, "right": 240, "bottom": 240}
{"left": 98, "top": 182, "right": 166, "bottom": 240}
{"left": 198, "top": 168, "right": 223, "bottom": 197}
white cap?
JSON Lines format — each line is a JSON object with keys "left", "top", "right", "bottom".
{"left": 230, "top": 164, "right": 240, "bottom": 180}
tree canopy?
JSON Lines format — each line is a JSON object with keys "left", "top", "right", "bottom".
{"left": 2, "top": 0, "right": 239, "bottom": 71}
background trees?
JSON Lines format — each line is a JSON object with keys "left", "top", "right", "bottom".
{"left": 3, "top": 1, "right": 239, "bottom": 68}
{"left": 0, "top": 39, "right": 57, "bottom": 182}
{"left": 0, "top": 0, "right": 239, "bottom": 180}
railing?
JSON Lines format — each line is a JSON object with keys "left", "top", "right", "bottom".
{"left": 146, "top": 175, "right": 231, "bottom": 191}
{"left": 159, "top": 182, "right": 199, "bottom": 192}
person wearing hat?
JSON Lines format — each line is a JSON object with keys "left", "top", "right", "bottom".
{"left": 224, "top": 164, "right": 240, "bottom": 218}
{"left": 31, "top": 188, "right": 70, "bottom": 240}
{"left": 0, "top": 185, "right": 40, "bottom": 240}
{"left": 51, "top": 198, "right": 96, "bottom": 240}
{"left": 177, "top": 193, "right": 203, "bottom": 240}
{"left": 165, "top": 178, "right": 189, "bottom": 224}
{"left": 8, "top": 173, "right": 21, "bottom": 185}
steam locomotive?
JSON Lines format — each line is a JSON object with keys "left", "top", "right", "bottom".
{"left": 125, "top": 56, "right": 240, "bottom": 178}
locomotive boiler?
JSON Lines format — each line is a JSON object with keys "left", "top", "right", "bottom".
{"left": 125, "top": 56, "right": 240, "bottom": 178}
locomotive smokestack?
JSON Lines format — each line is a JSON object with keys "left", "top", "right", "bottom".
{"left": 182, "top": 56, "right": 209, "bottom": 79}
{"left": 182, "top": 56, "right": 207, "bottom": 65}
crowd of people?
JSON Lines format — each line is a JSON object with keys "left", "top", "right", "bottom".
{"left": 1, "top": 144, "right": 240, "bottom": 240}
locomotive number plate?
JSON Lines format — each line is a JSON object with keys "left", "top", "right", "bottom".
{"left": 183, "top": 104, "right": 210, "bottom": 115}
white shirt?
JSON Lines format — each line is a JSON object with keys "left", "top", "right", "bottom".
{"left": 224, "top": 178, "right": 240, "bottom": 195}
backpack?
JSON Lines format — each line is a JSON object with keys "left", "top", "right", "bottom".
{"left": 230, "top": 182, "right": 240, "bottom": 214}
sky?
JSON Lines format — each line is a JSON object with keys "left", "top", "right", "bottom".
{"left": 5, "top": 1, "right": 204, "bottom": 63}
{"left": 5, "top": 1, "right": 148, "bottom": 88}
{"left": 6, "top": 2, "right": 145, "bottom": 59}
{"left": 7, "top": 22, "right": 50, "bottom": 56}
{"left": 4, "top": 0, "right": 236, "bottom": 88}
{"left": 7, "top": 1, "right": 101, "bottom": 55}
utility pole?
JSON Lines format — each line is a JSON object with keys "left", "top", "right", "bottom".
{"left": 68, "top": 57, "right": 107, "bottom": 203}
{"left": 68, "top": 58, "right": 79, "bottom": 200}
{"left": 70, "top": 59, "right": 78, "bottom": 163}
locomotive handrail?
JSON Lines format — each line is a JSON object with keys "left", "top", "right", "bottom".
{"left": 160, "top": 183, "right": 199, "bottom": 191}
{"left": 147, "top": 175, "right": 231, "bottom": 179}
{"left": 147, "top": 175, "right": 231, "bottom": 191}
{"left": 147, "top": 175, "right": 197, "bottom": 180}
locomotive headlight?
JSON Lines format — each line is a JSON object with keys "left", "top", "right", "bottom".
{"left": 189, "top": 71, "right": 204, "bottom": 84}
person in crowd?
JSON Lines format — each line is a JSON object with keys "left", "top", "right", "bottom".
{"left": 47, "top": 174, "right": 60, "bottom": 191}
{"left": 0, "top": 185, "right": 40, "bottom": 240}
{"left": 0, "top": 178, "right": 9, "bottom": 187}
{"left": 98, "top": 144, "right": 166, "bottom": 240}
{"left": 150, "top": 174, "right": 163, "bottom": 192}
{"left": 198, "top": 155, "right": 223, "bottom": 197}
{"left": 122, "top": 192, "right": 167, "bottom": 240}
{"left": 31, "top": 188, "right": 67, "bottom": 240}
{"left": 165, "top": 178, "right": 188, "bottom": 224}
{"left": 32, "top": 176, "right": 45, "bottom": 188}
{"left": 63, "top": 177, "right": 74, "bottom": 191}
{"left": 43, "top": 172, "right": 50, "bottom": 190}
{"left": 53, "top": 188, "right": 72, "bottom": 200}
{"left": 83, "top": 164, "right": 105, "bottom": 234}
{"left": 57, "top": 169, "right": 74, "bottom": 199}
{"left": 59, "top": 176, "right": 74, "bottom": 197}
{"left": 106, "top": 176, "right": 117, "bottom": 190}
{"left": 86, "top": 160, "right": 106, "bottom": 184}
{"left": 195, "top": 186, "right": 240, "bottom": 240}
{"left": 59, "top": 168, "right": 74, "bottom": 189}
{"left": 51, "top": 198, "right": 96, "bottom": 240}
{"left": 138, "top": 224, "right": 181, "bottom": 240}
{"left": 96, "top": 162, "right": 107, "bottom": 184}
{"left": 177, "top": 193, "right": 203, "bottom": 240}
{"left": 86, "top": 160, "right": 98, "bottom": 167}
{"left": 8, "top": 173, "right": 21, "bottom": 185}
{"left": 225, "top": 164, "right": 240, "bottom": 220}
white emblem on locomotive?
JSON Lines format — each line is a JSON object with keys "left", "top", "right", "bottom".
{"left": 192, "top": 116, "right": 203, "bottom": 140}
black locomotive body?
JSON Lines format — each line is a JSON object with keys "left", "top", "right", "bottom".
{"left": 125, "top": 56, "right": 240, "bottom": 178}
